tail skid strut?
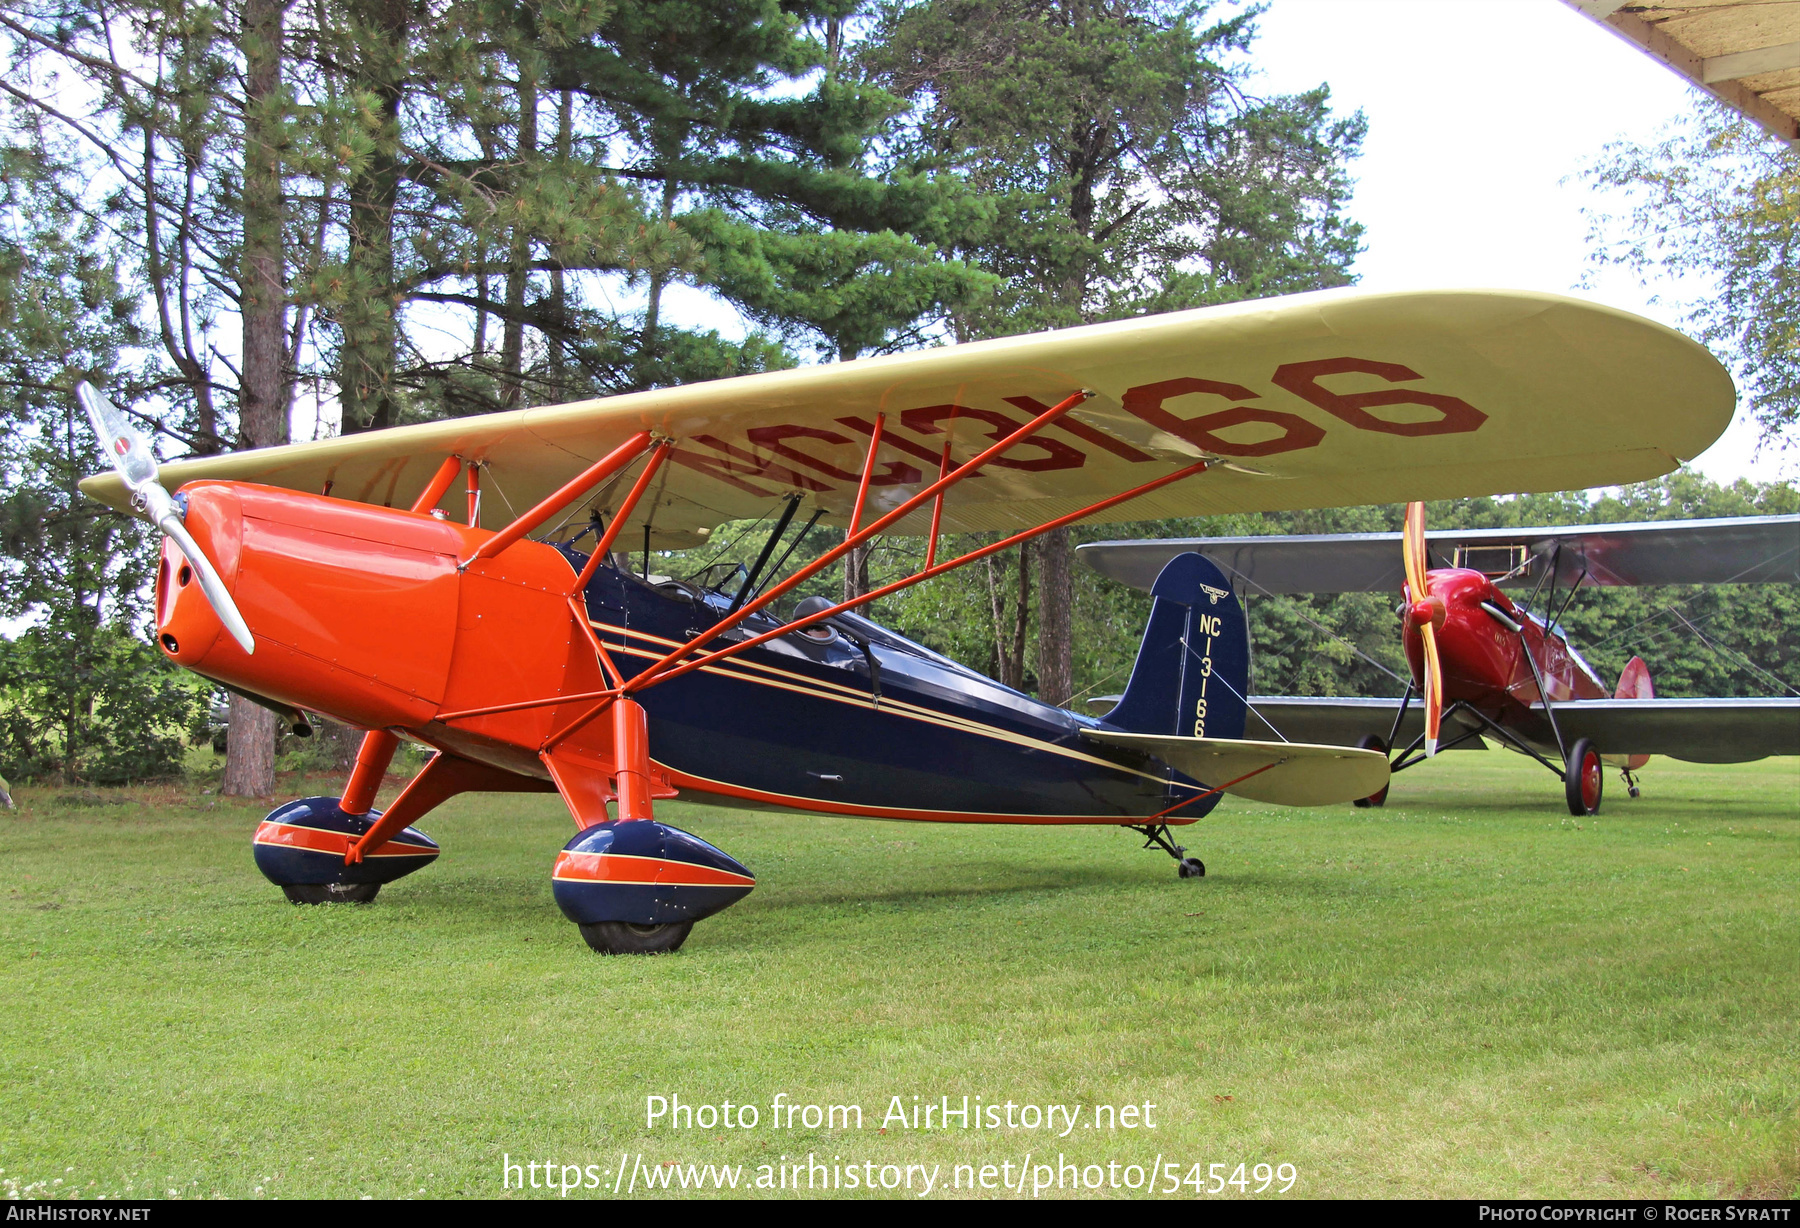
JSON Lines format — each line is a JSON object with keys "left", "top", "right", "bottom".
{"left": 1131, "top": 823, "right": 1206, "bottom": 879}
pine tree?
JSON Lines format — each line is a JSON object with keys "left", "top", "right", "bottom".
{"left": 0, "top": 152, "right": 205, "bottom": 784}
{"left": 865, "top": 0, "right": 1366, "bottom": 705}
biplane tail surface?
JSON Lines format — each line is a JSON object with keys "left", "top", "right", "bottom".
{"left": 1103, "top": 553, "right": 1250, "bottom": 741}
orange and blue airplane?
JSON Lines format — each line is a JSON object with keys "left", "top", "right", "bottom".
{"left": 79, "top": 288, "right": 1737, "bottom": 952}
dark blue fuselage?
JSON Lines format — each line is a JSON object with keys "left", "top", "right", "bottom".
{"left": 567, "top": 549, "right": 1214, "bottom": 825}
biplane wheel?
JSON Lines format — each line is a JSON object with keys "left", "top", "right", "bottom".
{"left": 1352, "top": 734, "right": 1390, "bottom": 808}
{"left": 579, "top": 920, "right": 694, "bottom": 955}
{"left": 281, "top": 881, "right": 381, "bottom": 905}
{"left": 1564, "top": 738, "right": 1603, "bottom": 816}
{"left": 1177, "top": 857, "right": 1206, "bottom": 878}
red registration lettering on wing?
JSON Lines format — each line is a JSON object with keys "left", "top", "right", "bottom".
{"left": 746, "top": 423, "right": 921, "bottom": 486}
{"left": 1271, "top": 357, "right": 1486, "bottom": 436}
{"left": 1120, "top": 377, "right": 1325, "bottom": 457}
{"left": 901, "top": 404, "right": 1085, "bottom": 472}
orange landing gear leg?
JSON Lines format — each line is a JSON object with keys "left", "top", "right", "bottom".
{"left": 612, "top": 698, "right": 655, "bottom": 822}
{"left": 340, "top": 730, "right": 399, "bottom": 816}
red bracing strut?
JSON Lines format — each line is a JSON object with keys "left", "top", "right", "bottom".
{"left": 848, "top": 413, "right": 886, "bottom": 536}
{"left": 465, "top": 431, "right": 653, "bottom": 566}
{"left": 625, "top": 389, "right": 1098, "bottom": 694}
{"left": 571, "top": 440, "right": 671, "bottom": 595}
{"left": 413, "top": 455, "right": 463, "bottom": 516}
{"left": 924, "top": 440, "right": 952, "bottom": 570}
{"left": 631, "top": 457, "right": 1210, "bottom": 692}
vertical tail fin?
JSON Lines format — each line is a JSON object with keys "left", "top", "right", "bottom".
{"left": 1614, "top": 655, "right": 1653, "bottom": 770}
{"left": 1102, "top": 552, "right": 1250, "bottom": 740}
{"left": 1615, "top": 655, "right": 1654, "bottom": 700}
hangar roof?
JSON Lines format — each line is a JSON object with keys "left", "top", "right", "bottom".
{"left": 1568, "top": 1, "right": 1800, "bottom": 146}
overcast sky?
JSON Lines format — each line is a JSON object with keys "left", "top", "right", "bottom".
{"left": 1250, "top": 0, "right": 1787, "bottom": 485}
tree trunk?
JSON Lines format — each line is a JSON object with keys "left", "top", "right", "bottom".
{"left": 1035, "top": 526, "right": 1073, "bottom": 706}
{"left": 222, "top": 698, "right": 279, "bottom": 798}
{"left": 1010, "top": 539, "right": 1032, "bottom": 691}
{"left": 641, "top": 173, "right": 678, "bottom": 364}
{"left": 982, "top": 548, "right": 1031, "bottom": 691}
{"left": 500, "top": 69, "right": 537, "bottom": 409}
{"left": 548, "top": 88, "right": 572, "bottom": 388}
{"left": 983, "top": 556, "right": 1005, "bottom": 686}
{"left": 842, "top": 536, "right": 869, "bottom": 602}
{"left": 225, "top": 0, "right": 290, "bottom": 798}
{"left": 337, "top": 0, "right": 407, "bottom": 435}
{"left": 239, "top": 0, "right": 287, "bottom": 451}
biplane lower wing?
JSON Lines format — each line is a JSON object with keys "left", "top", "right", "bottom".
{"left": 1079, "top": 515, "right": 1800, "bottom": 595}
{"left": 1238, "top": 696, "right": 1489, "bottom": 750}
{"left": 1513, "top": 697, "right": 1800, "bottom": 763}
{"left": 1193, "top": 695, "right": 1798, "bottom": 764}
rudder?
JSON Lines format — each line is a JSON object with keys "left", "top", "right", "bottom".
{"left": 1612, "top": 655, "right": 1654, "bottom": 771}
{"left": 1103, "top": 552, "right": 1250, "bottom": 741}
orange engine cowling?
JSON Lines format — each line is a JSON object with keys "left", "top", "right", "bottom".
{"left": 155, "top": 481, "right": 616, "bottom": 788}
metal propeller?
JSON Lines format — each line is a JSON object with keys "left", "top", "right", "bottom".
{"left": 1401, "top": 500, "right": 1443, "bottom": 756}
{"left": 77, "top": 382, "right": 255, "bottom": 655}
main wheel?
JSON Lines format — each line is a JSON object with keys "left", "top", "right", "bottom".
{"left": 1177, "top": 857, "right": 1206, "bottom": 878}
{"left": 1352, "top": 733, "right": 1390, "bottom": 808}
{"left": 1564, "top": 737, "right": 1603, "bottom": 816}
{"left": 282, "top": 882, "right": 381, "bottom": 905}
{"left": 579, "top": 920, "right": 694, "bottom": 955}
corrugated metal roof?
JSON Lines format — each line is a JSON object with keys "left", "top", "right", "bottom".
{"left": 1567, "top": 1, "right": 1800, "bottom": 145}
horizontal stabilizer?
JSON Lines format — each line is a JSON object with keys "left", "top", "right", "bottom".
{"left": 1084, "top": 730, "right": 1390, "bottom": 807}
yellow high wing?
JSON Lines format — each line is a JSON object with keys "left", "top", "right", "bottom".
{"left": 79, "top": 288, "right": 1734, "bottom": 547}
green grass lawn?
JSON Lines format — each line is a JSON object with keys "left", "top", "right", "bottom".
{"left": 1, "top": 750, "right": 1795, "bottom": 1200}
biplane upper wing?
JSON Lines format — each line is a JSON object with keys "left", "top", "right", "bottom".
{"left": 81, "top": 288, "right": 1733, "bottom": 546}
{"left": 1079, "top": 515, "right": 1800, "bottom": 595}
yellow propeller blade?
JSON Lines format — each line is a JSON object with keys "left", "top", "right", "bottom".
{"left": 1403, "top": 501, "right": 1442, "bottom": 756}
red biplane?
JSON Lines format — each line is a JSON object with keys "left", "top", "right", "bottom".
{"left": 1080, "top": 509, "right": 1800, "bottom": 813}
{"left": 78, "top": 288, "right": 1738, "bottom": 951}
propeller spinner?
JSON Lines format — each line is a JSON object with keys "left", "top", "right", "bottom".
{"left": 77, "top": 382, "right": 255, "bottom": 655}
{"left": 1401, "top": 501, "right": 1444, "bottom": 756}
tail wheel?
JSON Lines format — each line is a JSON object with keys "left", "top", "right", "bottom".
{"left": 1564, "top": 737, "right": 1603, "bottom": 816}
{"left": 1352, "top": 734, "right": 1390, "bottom": 808}
{"left": 579, "top": 920, "right": 693, "bottom": 955}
